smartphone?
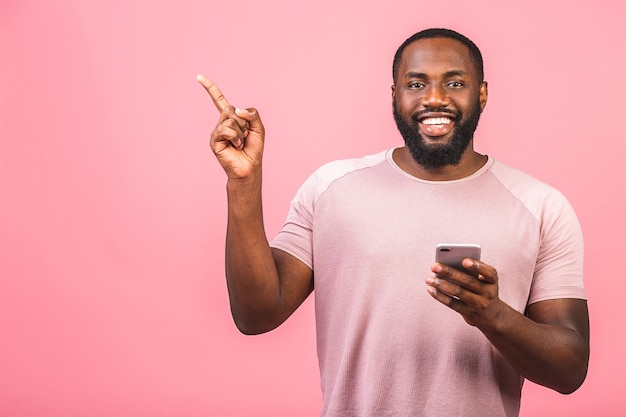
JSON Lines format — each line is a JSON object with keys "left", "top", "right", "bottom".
{"left": 435, "top": 244, "right": 481, "bottom": 271}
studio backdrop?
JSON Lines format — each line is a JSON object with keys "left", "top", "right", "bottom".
{"left": 1, "top": 1, "right": 624, "bottom": 416}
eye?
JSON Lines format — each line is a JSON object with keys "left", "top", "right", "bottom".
{"left": 447, "top": 81, "right": 464, "bottom": 88}
{"left": 408, "top": 81, "right": 425, "bottom": 89}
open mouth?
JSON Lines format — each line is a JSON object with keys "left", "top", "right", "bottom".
{"left": 422, "top": 117, "right": 452, "bottom": 126}
{"left": 419, "top": 116, "right": 455, "bottom": 138}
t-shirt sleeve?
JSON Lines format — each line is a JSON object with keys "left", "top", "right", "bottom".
{"left": 528, "top": 190, "right": 587, "bottom": 304}
{"left": 270, "top": 173, "right": 317, "bottom": 270}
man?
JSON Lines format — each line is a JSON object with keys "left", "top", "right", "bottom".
{"left": 198, "top": 28, "right": 589, "bottom": 417}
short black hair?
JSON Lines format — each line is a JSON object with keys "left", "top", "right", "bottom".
{"left": 392, "top": 28, "right": 484, "bottom": 83}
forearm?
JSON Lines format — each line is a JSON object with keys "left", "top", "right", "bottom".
{"left": 224, "top": 175, "right": 283, "bottom": 333}
{"left": 479, "top": 300, "right": 589, "bottom": 394}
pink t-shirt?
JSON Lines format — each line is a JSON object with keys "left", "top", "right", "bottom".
{"left": 271, "top": 149, "right": 586, "bottom": 417}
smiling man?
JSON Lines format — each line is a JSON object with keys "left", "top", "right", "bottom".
{"left": 199, "top": 28, "right": 589, "bottom": 417}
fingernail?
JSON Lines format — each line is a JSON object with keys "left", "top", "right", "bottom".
{"left": 235, "top": 108, "right": 248, "bottom": 116}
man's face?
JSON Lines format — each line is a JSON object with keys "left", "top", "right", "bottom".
{"left": 392, "top": 37, "right": 488, "bottom": 169}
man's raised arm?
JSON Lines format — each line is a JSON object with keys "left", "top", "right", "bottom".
{"left": 198, "top": 75, "right": 313, "bottom": 335}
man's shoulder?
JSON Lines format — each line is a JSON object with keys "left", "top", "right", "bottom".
{"left": 489, "top": 158, "right": 559, "bottom": 193}
{"left": 304, "top": 149, "right": 390, "bottom": 190}
{"left": 288, "top": 149, "right": 391, "bottom": 209}
{"left": 315, "top": 149, "right": 389, "bottom": 176}
{"left": 488, "top": 158, "right": 574, "bottom": 218}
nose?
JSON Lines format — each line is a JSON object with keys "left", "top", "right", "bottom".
{"left": 422, "top": 84, "right": 450, "bottom": 108}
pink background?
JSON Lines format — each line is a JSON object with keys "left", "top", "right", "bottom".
{"left": 1, "top": 1, "right": 624, "bottom": 415}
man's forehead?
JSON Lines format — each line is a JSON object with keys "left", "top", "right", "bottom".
{"left": 398, "top": 37, "right": 475, "bottom": 75}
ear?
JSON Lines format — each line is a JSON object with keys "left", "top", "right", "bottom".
{"left": 479, "top": 81, "right": 488, "bottom": 112}
{"left": 391, "top": 84, "right": 396, "bottom": 100}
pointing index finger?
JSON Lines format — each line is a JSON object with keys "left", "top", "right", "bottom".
{"left": 197, "top": 74, "right": 230, "bottom": 112}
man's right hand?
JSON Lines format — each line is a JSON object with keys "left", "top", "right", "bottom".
{"left": 197, "top": 74, "right": 265, "bottom": 180}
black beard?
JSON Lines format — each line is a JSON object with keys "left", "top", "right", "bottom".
{"left": 392, "top": 99, "right": 482, "bottom": 169}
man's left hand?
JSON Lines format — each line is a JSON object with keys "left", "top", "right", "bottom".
{"left": 425, "top": 258, "right": 506, "bottom": 328}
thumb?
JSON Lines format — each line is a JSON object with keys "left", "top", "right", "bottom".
{"left": 235, "top": 107, "right": 264, "bottom": 133}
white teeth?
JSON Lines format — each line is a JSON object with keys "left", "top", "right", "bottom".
{"left": 422, "top": 117, "right": 451, "bottom": 125}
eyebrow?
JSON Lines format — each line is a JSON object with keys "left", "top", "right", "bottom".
{"left": 404, "top": 70, "right": 468, "bottom": 79}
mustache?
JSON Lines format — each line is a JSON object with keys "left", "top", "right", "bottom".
{"left": 411, "top": 107, "right": 460, "bottom": 123}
